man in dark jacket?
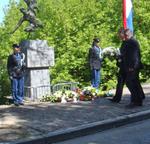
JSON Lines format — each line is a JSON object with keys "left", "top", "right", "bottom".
{"left": 89, "top": 38, "right": 102, "bottom": 89}
{"left": 110, "top": 28, "right": 126, "bottom": 103}
{"left": 121, "top": 29, "right": 145, "bottom": 107}
{"left": 7, "top": 44, "right": 26, "bottom": 106}
{"left": 110, "top": 28, "right": 145, "bottom": 106}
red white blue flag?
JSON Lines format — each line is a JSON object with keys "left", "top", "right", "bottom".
{"left": 123, "top": 0, "right": 133, "bottom": 32}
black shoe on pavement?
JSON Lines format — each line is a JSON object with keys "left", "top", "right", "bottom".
{"left": 19, "top": 103, "right": 24, "bottom": 105}
{"left": 14, "top": 103, "right": 19, "bottom": 106}
{"left": 125, "top": 102, "right": 143, "bottom": 108}
{"left": 108, "top": 98, "right": 120, "bottom": 103}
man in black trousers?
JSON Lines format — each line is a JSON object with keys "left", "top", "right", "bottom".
{"left": 110, "top": 28, "right": 145, "bottom": 107}
{"left": 122, "top": 29, "right": 145, "bottom": 107}
{"left": 110, "top": 28, "right": 126, "bottom": 103}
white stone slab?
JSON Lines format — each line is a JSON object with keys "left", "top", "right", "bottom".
{"left": 20, "top": 40, "right": 54, "bottom": 68}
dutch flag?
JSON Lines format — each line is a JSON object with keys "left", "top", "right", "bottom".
{"left": 123, "top": 0, "right": 133, "bottom": 32}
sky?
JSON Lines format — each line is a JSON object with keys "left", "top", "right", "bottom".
{"left": 0, "top": 0, "right": 19, "bottom": 23}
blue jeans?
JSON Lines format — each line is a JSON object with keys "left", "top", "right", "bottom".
{"left": 11, "top": 77, "right": 24, "bottom": 104}
{"left": 91, "top": 69, "right": 100, "bottom": 89}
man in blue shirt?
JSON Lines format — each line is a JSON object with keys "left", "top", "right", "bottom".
{"left": 7, "top": 44, "right": 26, "bottom": 106}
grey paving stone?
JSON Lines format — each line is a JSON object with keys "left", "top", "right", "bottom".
{"left": 0, "top": 84, "right": 150, "bottom": 143}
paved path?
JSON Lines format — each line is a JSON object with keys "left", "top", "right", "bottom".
{"left": 0, "top": 84, "right": 150, "bottom": 143}
{"left": 54, "top": 119, "right": 150, "bottom": 144}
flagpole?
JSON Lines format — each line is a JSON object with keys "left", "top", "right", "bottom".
{"left": 123, "top": 0, "right": 127, "bottom": 29}
{"left": 122, "top": 0, "right": 134, "bottom": 32}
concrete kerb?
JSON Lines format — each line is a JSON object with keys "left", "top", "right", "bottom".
{"left": 12, "top": 109, "right": 150, "bottom": 144}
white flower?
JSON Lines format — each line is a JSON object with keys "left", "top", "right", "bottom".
{"left": 102, "top": 47, "right": 115, "bottom": 54}
{"left": 73, "top": 97, "right": 78, "bottom": 103}
{"left": 72, "top": 91, "right": 78, "bottom": 97}
{"left": 61, "top": 94, "right": 67, "bottom": 103}
{"left": 53, "top": 91, "right": 62, "bottom": 98}
{"left": 102, "top": 47, "right": 120, "bottom": 58}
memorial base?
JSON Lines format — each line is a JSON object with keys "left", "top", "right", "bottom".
{"left": 20, "top": 40, "right": 54, "bottom": 100}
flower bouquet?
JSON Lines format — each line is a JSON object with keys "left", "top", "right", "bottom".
{"left": 77, "top": 86, "right": 97, "bottom": 101}
{"left": 53, "top": 89, "right": 79, "bottom": 103}
{"left": 102, "top": 47, "right": 120, "bottom": 59}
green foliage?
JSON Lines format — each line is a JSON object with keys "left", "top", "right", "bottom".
{"left": 41, "top": 95, "right": 60, "bottom": 103}
{"left": 0, "top": 0, "right": 150, "bottom": 97}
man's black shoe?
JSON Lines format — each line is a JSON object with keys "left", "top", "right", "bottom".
{"left": 125, "top": 102, "right": 143, "bottom": 108}
{"left": 14, "top": 103, "right": 19, "bottom": 106}
{"left": 142, "top": 95, "right": 145, "bottom": 100}
{"left": 19, "top": 103, "right": 24, "bottom": 105}
{"left": 108, "top": 98, "right": 120, "bottom": 103}
{"left": 134, "top": 103, "right": 143, "bottom": 106}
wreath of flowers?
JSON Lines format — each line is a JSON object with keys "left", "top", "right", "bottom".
{"left": 102, "top": 47, "right": 120, "bottom": 59}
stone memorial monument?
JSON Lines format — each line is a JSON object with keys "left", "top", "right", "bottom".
{"left": 10, "top": 0, "right": 54, "bottom": 100}
{"left": 20, "top": 40, "right": 54, "bottom": 100}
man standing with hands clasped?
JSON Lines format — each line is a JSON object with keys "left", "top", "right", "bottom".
{"left": 89, "top": 38, "right": 102, "bottom": 91}
{"left": 7, "top": 44, "right": 26, "bottom": 106}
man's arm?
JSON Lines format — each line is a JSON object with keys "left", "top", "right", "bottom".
{"left": 7, "top": 55, "right": 13, "bottom": 79}
{"left": 133, "top": 40, "right": 141, "bottom": 70}
{"left": 88, "top": 48, "right": 93, "bottom": 68}
{"left": 127, "top": 39, "right": 141, "bottom": 72}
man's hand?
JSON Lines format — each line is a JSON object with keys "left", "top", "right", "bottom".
{"left": 9, "top": 76, "right": 13, "bottom": 80}
{"left": 128, "top": 68, "right": 134, "bottom": 72}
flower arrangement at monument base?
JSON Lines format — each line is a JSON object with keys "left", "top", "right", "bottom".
{"left": 41, "top": 85, "right": 113, "bottom": 103}
{"left": 42, "top": 90, "right": 79, "bottom": 103}
{"left": 76, "top": 86, "right": 97, "bottom": 101}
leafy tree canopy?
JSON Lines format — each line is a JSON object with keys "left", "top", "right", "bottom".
{"left": 0, "top": 0, "right": 149, "bottom": 96}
